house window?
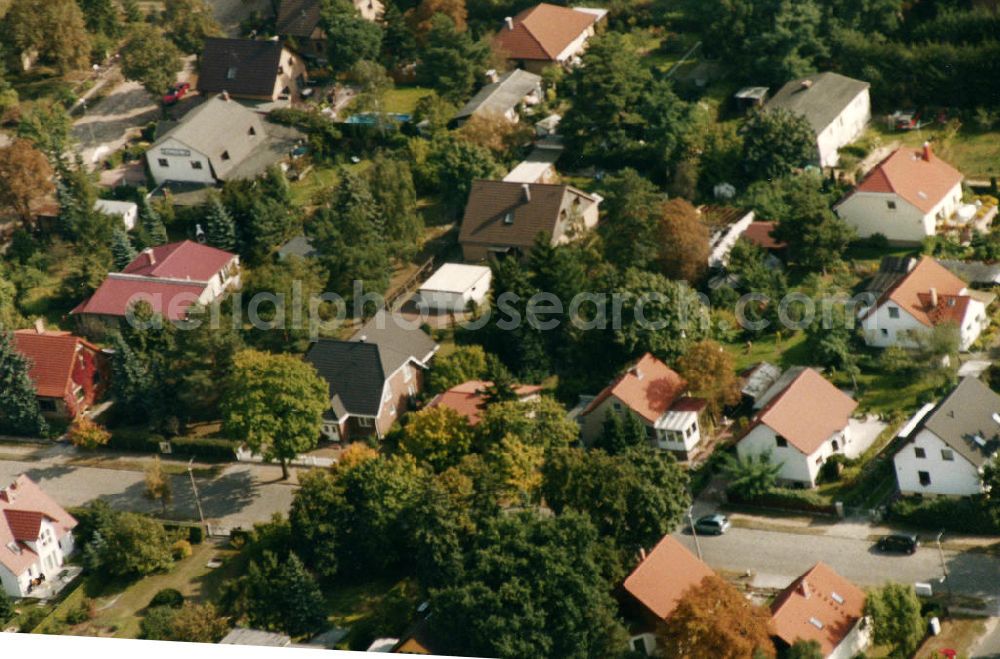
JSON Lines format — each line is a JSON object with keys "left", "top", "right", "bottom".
{"left": 503, "top": 212, "right": 514, "bottom": 225}
{"left": 39, "top": 399, "right": 57, "bottom": 412}
{"left": 941, "top": 449, "right": 954, "bottom": 461}
{"left": 248, "top": 126, "right": 257, "bottom": 136}
{"left": 888, "top": 307, "right": 900, "bottom": 319}
{"left": 880, "top": 328, "right": 889, "bottom": 336}
{"left": 226, "top": 66, "right": 237, "bottom": 80}
{"left": 918, "top": 471, "right": 931, "bottom": 486}
{"left": 775, "top": 436, "right": 788, "bottom": 448}
{"left": 357, "top": 417, "right": 373, "bottom": 428}
{"left": 158, "top": 158, "right": 169, "bottom": 168}
{"left": 887, "top": 201, "right": 897, "bottom": 210}
{"left": 191, "top": 161, "right": 203, "bottom": 170}
{"left": 612, "top": 402, "right": 621, "bottom": 411}
{"left": 221, "top": 151, "right": 231, "bottom": 161}
{"left": 404, "top": 365, "right": 413, "bottom": 383}
{"left": 915, "top": 447, "right": 926, "bottom": 459}
{"left": 832, "top": 439, "right": 839, "bottom": 451}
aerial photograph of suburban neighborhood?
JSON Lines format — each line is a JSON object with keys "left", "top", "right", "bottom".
{"left": 1, "top": 0, "right": 1000, "bottom": 657}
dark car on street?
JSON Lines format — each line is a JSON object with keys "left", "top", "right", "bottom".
{"left": 876, "top": 533, "right": 919, "bottom": 554}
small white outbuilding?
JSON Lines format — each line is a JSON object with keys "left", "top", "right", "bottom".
{"left": 94, "top": 199, "right": 139, "bottom": 231}
{"left": 417, "top": 263, "right": 492, "bottom": 312}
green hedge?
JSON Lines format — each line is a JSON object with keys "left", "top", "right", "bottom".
{"left": 109, "top": 429, "right": 238, "bottom": 461}
{"left": 730, "top": 487, "right": 838, "bottom": 516}
{"left": 887, "top": 496, "right": 1000, "bottom": 535}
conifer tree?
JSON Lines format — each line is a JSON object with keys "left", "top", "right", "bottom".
{"left": 111, "top": 227, "right": 138, "bottom": 270}
{"left": 204, "top": 195, "right": 236, "bottom": 251}
{"left": 139, "top": 196, "right": 168, "bottom": 246}
{"left": 0, "top": 331, "right": 48, "bottom": 437}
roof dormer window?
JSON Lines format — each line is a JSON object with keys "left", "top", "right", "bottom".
{"left": 221, "top": 150, "right": 231, "bottom": 161}
{"left": 503, "top": 212, "right": 514, "bottom": 225}
{"left": 226, "top": 66, "right": 238, "bottom": 80}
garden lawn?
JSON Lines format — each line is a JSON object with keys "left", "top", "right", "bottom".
{"left": 868, "top": 125, "right": 1000, "bottom": 180}
{"left": 914, "top": 617, "right": 987, "bottom": 659}
{"left": 326, "top": 577, "right": 418, "bottom": 650}
{"left": 383, "top": 86, "right": 433, "bottom": 115}
{"left": 724, "top": 330, "right": 810, "bottom": 372}
{"left": 848, "top": 369, "right": 940, "bottom": 417}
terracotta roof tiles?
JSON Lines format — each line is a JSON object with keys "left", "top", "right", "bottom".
{"left": 12, "top": 330, "right": 99, "bottom": 399}
{"left": 852, "top": 145, "right": 963, "bottom": 214}
{"left": 494, "top": 4, "right": 601, "bottom": 62}
{"left": 770, "top": 562, "right": 865, "bottom": 656}
{"left": 623, "top": 535, "right": 715, "bottom": 620}
{"left": 582, "top": 353, "right": 687, "bottom": 423}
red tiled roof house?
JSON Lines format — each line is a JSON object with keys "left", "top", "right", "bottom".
{"left": 834, "top": 144, "right": 964, "bottom": 244}
{"left": 493, "top": 3, "right": 607, "bottom": 74}
{"left": 859, "top": 256, "right": 991, "bottom": 351}
{"left": 770, "top": 563, "right": 870, "bottom": 659}
{"left": 427, "top": 380, "right": 542, "bottom": 425}
{"left": 71, "top": 240, "right": 240, "bottom": 334}
{"left": 735, "top": 367, "right": 858, "bottom": 487}
{"left": 578, "top": 353, "right": 707, "bottom": 460}
{"left": 0, "top": 475, "right": 78, "bottom": 598}
{"left": 12, "top": 325, "right": 109, "bottom": 420}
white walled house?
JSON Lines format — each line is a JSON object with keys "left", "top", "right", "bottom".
{"left": 736, "top": 368, "right": 858, "bottom": 487}
{"left": 493, "top": 4, "right": 607, "bottom": 74}
{"left": 894, "top": 377, "right": 1000, "bottom": 497}
{"left": 578, "top": 353, "right": 707, "bottom": 460}
{"left": 93, "top": 199, "right": 138, "bottom": 231}
{"left": 198, "top": 38, "right": 308, "bottom": 103}
{"left": 835, "top": 145, "right": 964, "bottom": 244}
{"left": 764, "top": 72, "right": 870, "bottom": 168}
{"left": 859, "top": 256, "right": 992, "bottom": 351}
{"left": 416, "top": 263, "right": 492, "bottom": 312}
{"left": 0, "top": 475, "right": 77, "bottom": 598}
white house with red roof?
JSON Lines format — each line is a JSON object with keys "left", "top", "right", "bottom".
{"left": 736, "top": 368, "right": 859, "bottom": 487}
{"left": 0, "top": 475, "right": 77, "bottom": 598}
{"left": 578, "top": 353, "right": 706, "bottom": 459}
{"left": 835, "top": 144, "right": 964, "bottom": 244}
{"left": 72, "top": 240, "right": 240, "bottom": 328}
{"left": 427, "top": 380, "right": 542, "bottom": 425}
{"left": 770, "top": 563, "right": 869, "bottom": 659}
{"left": 859, "top": 256, "right": 991, "bottom": 351}
{"left": 493, "top": 3, "right": 607, "bottom": 73}
{"left": 12, "top": 323, "right": 109, "bottom": 420}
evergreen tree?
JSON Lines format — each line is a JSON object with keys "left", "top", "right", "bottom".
{"left": 369, "top": 156, "right": 423, "bottom": 260}
{"left": 0, "top": 589, "right": 14, "bottom": 624}
{"left": 0, "top": 331, "right": 48, "bottom": 437}
{"left": 419, "top": 14, "right": 490, "bottom": 102}
{"left": 204, "top": 194, "right": 236, "bottom": 251}
{"left": 241, "top": 551, "right": 328, "bottom": 636}
{"left": 139, "top": 195, "right": 169, "bottom": 246}
{"left": 479, "top": 356, "right": 518, "bottom": 407}
{"left": 111, "top": 227, "right": 138, "bottom": 270}
{"left": 594, "top": 409, "right": 647, "bottom": 455}
{"left": 109, "top": 331, "right": 159, "bottom": 420}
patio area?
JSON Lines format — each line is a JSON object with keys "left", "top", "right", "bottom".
{"left": 22, "top": 565, "right": 83, "bottom": 601}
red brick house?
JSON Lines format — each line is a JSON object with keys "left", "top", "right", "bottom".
{"left": 12, "top": 326, "right": 109, "bottom": 420}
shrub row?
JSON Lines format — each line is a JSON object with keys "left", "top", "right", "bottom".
{"left": 729, "top": 487, "right": 838, "bottom": 516}
{"left": 108, "top": 429, "right": 238, "bottom": 461}
{"left": 887, "top": 496, "right": 1000, "bottom": 535}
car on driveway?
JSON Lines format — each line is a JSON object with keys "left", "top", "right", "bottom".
{"left": 163, "top": 82, "right": 191, "bottom": 105}
{"left": 692, "top": 514, "right": 731, "bottom": 536}
{"left": 876, "top": 533, "right": 919, "bottom": 554}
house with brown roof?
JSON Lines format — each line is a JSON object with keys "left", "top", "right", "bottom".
{"left": 427, "top": 380, "right": 542, "bottom": 425}
{"left": 12, "top": 323, "right": 109, "bottom": 421}
{"left": 835, "top": 144, "right": 964, "bottom": 244}
{"left": 197, "top": 38, "right": 307, "bottom": 102}
{"left": 578, "top": 353, "right": 707, "bottom": 460}
{"left": 736, "top": 367, "right": 859, "bottom": 487}
{"left": 770, "top": 563, "right": 870, "bottom": 659}
{"left": 859, "top": 256, "right": 992, "bottom": 351}
{"left": 72, "top": 241, "right": 240, "bottom": 332}
{"left": 0, "top": 475, "right": 77, "bottom": 598}
{"left": 621, "top": 534, "right": 715, "bottom": 655}
{"left": 276, "top": 0, "right": 382, "bottom": 58}
{"left": 458, "top": 180, "right": 600, "bottom": 261}
{"left": 493, "top": 3, "right": 607, "bottom": 73}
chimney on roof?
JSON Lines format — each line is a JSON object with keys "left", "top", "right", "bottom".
{"left": 359, "top": 334, "right": 367, "bottom": 343}
{"left": 505, "top": 16, "right": 514, "bottom": 30}
{"left": 930, "top": 287, "right": 938, "bottom": 308}
{"left": 522, "top": 183, "right": 531, "bottom": 202}
{"left": 923, "top": 141, "right": 932, "bottom": 162}
{"left": 34, "top": 318, "right": 45, "bottom": 334}
{"left": 221, "top": 90, "right": 231, "bottom": 102}
{"left": 639, "top": 547, "right": 647, "bottom": 561}
{"left": 799, "top": 580, "right": 810, "bottom": 599}
{"left": 143, "top": 247, "right": 156, "bottom": 267}
{"left": 800, "top": 79, "right": 813, "bottom": 90}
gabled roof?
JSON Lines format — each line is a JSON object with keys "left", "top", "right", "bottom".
{"left": 427, "top": 380, "right": 543, "bottom": 425}
{"left": 276, "top": 0, "right": 322, "bottom": 38}
{"left": 622, "top": 535, "right": 715, "bottom": 621}
{"left": 0, "top": 475, "right": 77, "bottom": 576}
{"left": 198, "top": 38, "right": 287, "bottom": 98}
{"left": 581, "top": 353, "right": 687, "bottom": 423}
{"left": 71, "top": 276, "right": 209, "bottom": 321}
{"left": 742, "top": 221, "right": 786, "bottom": 251}
{"left": 746, "top": 368, "right": 857, "bottom": 455}
{"left": 916, "top": 377, "right": 1000, "bottom": 468}
{"left": 771, "top": 562, "right": 865, "bottom": 656}
{"left": 866, "top": 256, "right": 969, "bottom": 327}
{"left": 494, "top": 3, "right": 603, "bottom": 62}
{"left": 350, "top": 311, "right": 439, "bottom": 375}
{"left": 764, "top": 72, "right": 869, "bottom": 135}
{"left": 123, "top": 240, "right": 237, "bottom": 281}
{"left": 12, "top": 330, "right": 100, "bottom": 399}
{"left": 458, "top": 180, "right": 597, "bottom": 250}
{"left": 454, "top": 69, "right": 542, "bottom": 121}
{"left": 848, "top": 145, "right": 963, "bottom": 215}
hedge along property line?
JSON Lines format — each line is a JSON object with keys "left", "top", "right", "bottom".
{"left": 727, "top": 488, "right": 839, "bottom": 516}
{"left": 887, "top": 495, "right": 1000, "bottom": 536}
{"left": 108, "top": 429, "right": 239, "bottom": 461}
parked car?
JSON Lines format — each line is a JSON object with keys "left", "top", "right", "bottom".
{"left": 876, "top": 533, "right": 919, "bottom": 554}
{"left": 892, "top": 109, "right": 922, "bottom": 131}
{"left": 692, "top": 514, "right": 731, "bottom": 536}
{"left": 163, "top": 82, "right": 191, "bottom": 105}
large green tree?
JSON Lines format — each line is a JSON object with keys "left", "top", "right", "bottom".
{"left": 238, "top": 551, "right": 327, "bottom": 637}
{"left": 161, "top": 0, "right": 220, "bottom": 55}
{"left": 399, "top": 406, "right": 475, "bottom": 472}
{"left": 369, "top": 155, "right": 424, "bottom": 260}
{"left": 204, "top": 194, "right": 237, "bottom": 252}
{"left": 2, "top": 0, "right": 91, "bottom": 72}
{"left": 0, "top": 331, "right": 48, "bottom": 437}
{"left": 769, "top": 175, "right": 854, "bottom": 272}
{"left": 418, "top": 14, "right": 489, "bottom": 102}
{"left": 742, "top": 108, "right": 817, "bottom": 181}
{"left": 598, "top": 169, "right": 664, "bottom": 271}
{"left": 865, "top": 583, "right": 924, "bottom": 659}
{"left": 88, "top": 510, "right": 173, "bottom": 578}
{"left": 322, "top": 0, "right": 383, "bottom": 73}
{"left": 120, "top": 24, "right": 183, "bottom": 99}
{"left": 221, "top": 350, "right": 328, "bottom": 479}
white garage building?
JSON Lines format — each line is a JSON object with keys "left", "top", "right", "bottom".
{"left": 417, "top": 263, "right": 492, "bottom": 312}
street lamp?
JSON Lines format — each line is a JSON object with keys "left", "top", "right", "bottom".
{"left": 936, "top": 529, "right": 952, "bottom": 616}
{"left": 688, "top": 506, "right": 703, "bottom": 561}
{"left": 188, "top": 458, "right": 207, "bottom": 531}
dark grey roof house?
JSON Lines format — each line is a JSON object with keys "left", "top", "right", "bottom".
{"left": 198, "top": 38, "right": 306, "bottom": 101}
{"left": 453, "top": 69, "right": 543, "bottom": 125}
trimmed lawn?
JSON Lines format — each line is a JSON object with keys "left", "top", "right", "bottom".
{"left": 383, "top": 86, "right": 433, "bottom": 115}
{"left": 725, "top": 330, "right": 810, "bottom": 372}
{"left": 915, "top": 617, "right": 987, "bottom": 659}
{"left": 867, "top": 124, "right": 1000, "bottom": 179}
{"left": 847, "top": 369, "right": 939, "bottom": 417}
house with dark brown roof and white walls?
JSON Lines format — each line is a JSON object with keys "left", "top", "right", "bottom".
{"left": 0, "top": 475, "right": 78, "bottom": 598}
{"left": 493, "top": 3, "right": 607, "bottom": 74}
{"left": 834, "top": 144, "right": 965, "bottom": 244}
{"left": 197, "top": 38, "right": 307, "bottom": 103}
{"left": 12, "top": 322, "right": 109, "bottom": 421}
{"left": 735, "top": 367, "right": 860, "bottom": 487}
{"left": 770, "top": 563, "right": 870, "bottom": 659}
{"left": 276, "top": 0, "right": 382, "bottom": 59}
{"left": 577, "top": 353, "right": 707, "bottom": 460}
{"left": 620, "top": 534, "right": 716, "bottom": 655}
{"left": 859, "top": 256, "right": 992, "bottom": 351}
{"left": 894, "top": 377, "right": 1000, "bottom": 496}
{"left": 458, "top": 179, "right": 600, "bottom": 261}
